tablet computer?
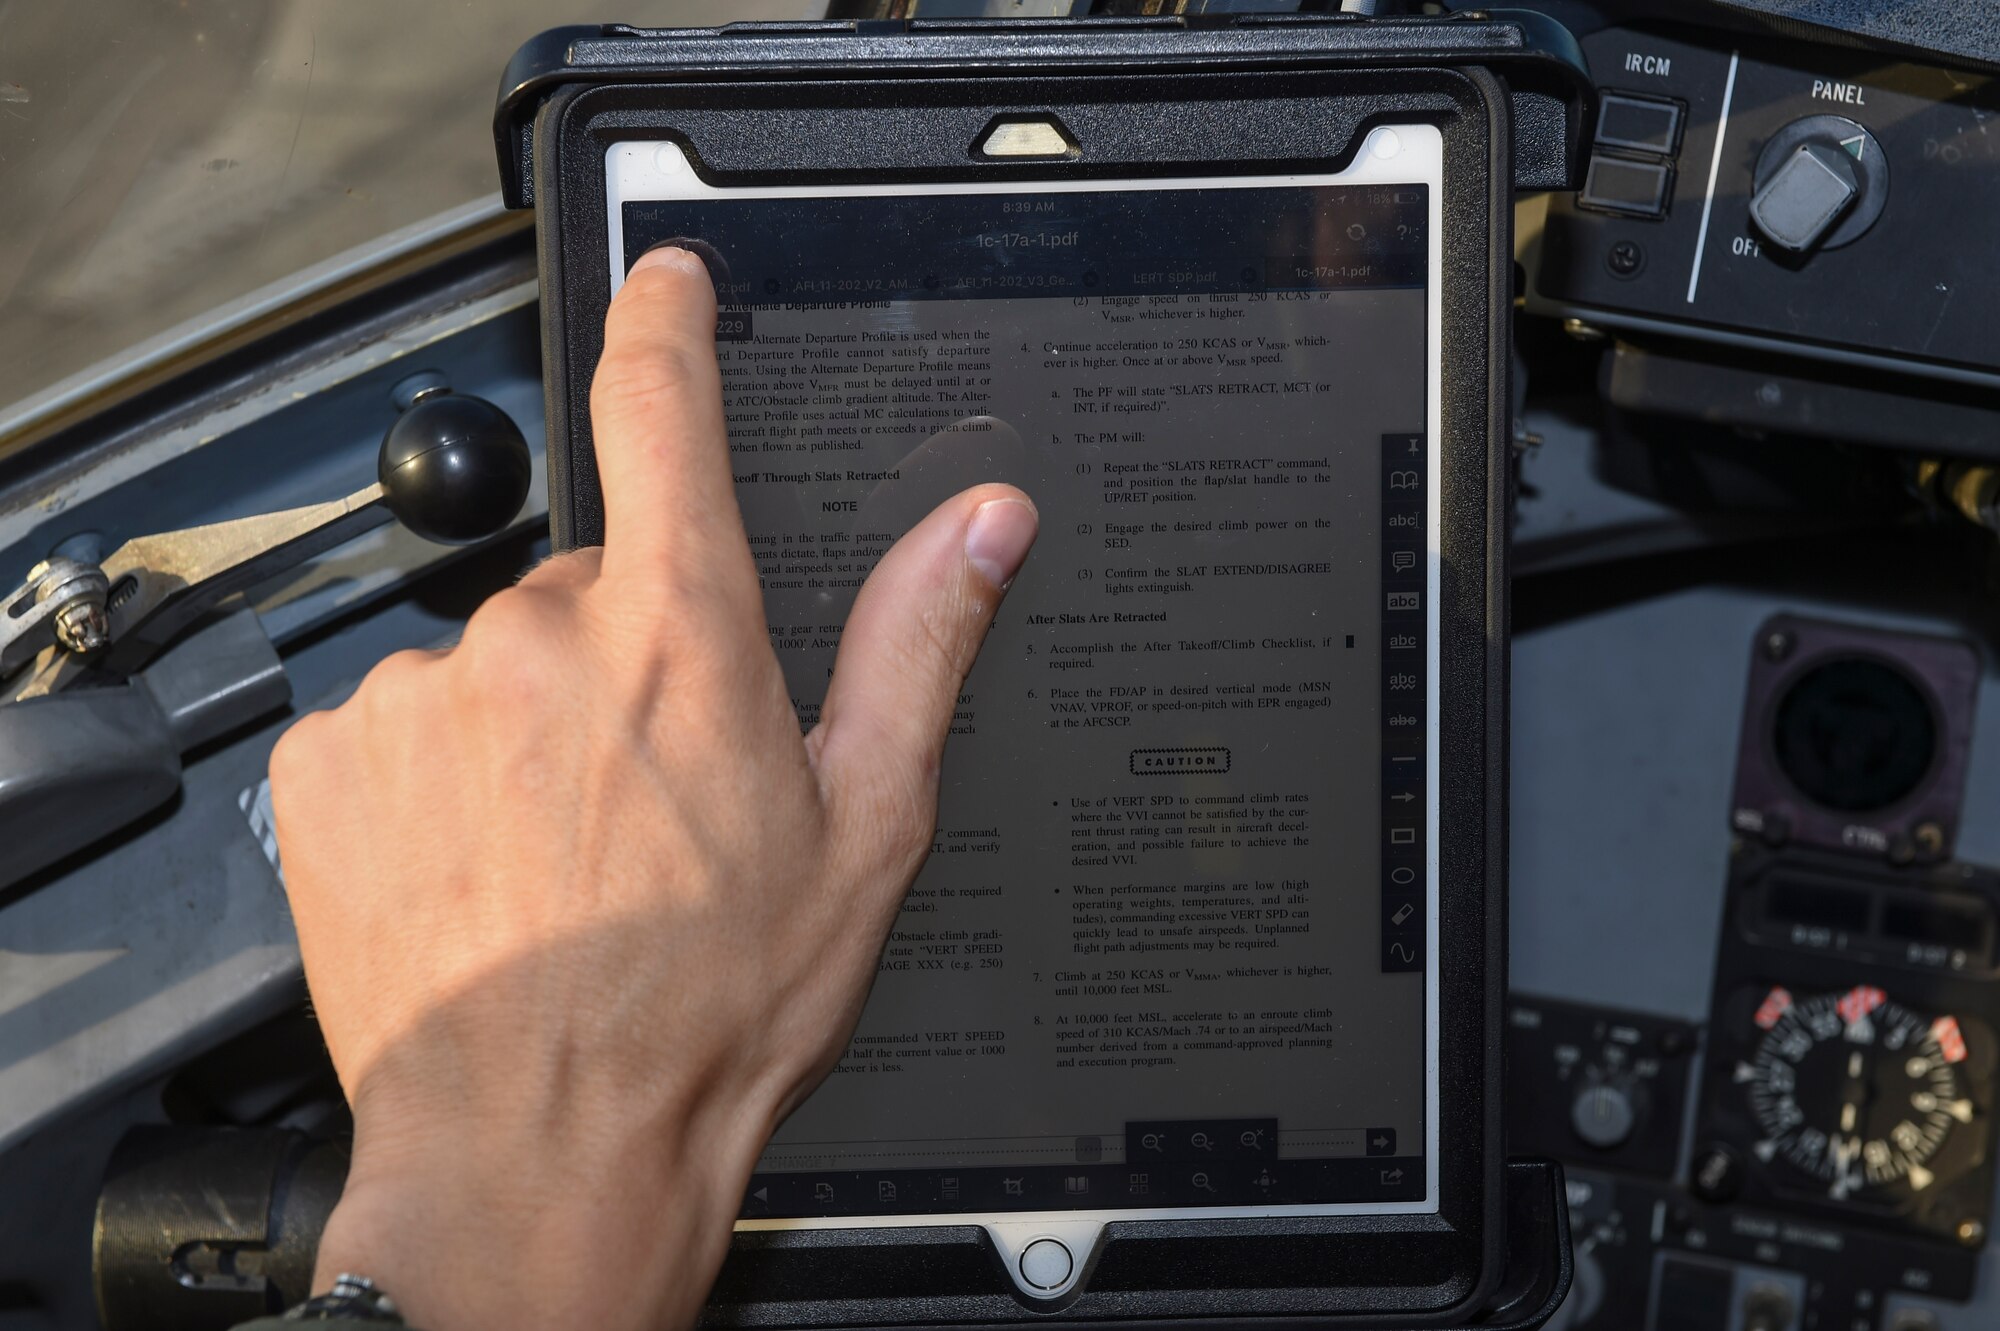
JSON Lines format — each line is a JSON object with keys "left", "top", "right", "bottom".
{"left": 611, "top": 122, "right": 1444, "bottom": 1238}
{"left": 500, "top": 16, "right": 1589, "bottom": 1323}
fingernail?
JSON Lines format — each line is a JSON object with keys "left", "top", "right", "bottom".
{"left": 965, "top": 497, "right": 1039, "bottom": 589}
{"left": 628, "top": 244, "right": 706, "bottom": 280}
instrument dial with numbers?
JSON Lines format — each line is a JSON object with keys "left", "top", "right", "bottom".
{"left": 1738, "top": 986, "right": 1976, "bottom": 1201}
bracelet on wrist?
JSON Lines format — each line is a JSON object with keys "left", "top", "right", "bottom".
{"left": 284, "top": 1273, "right": 405, "bottom": 1323}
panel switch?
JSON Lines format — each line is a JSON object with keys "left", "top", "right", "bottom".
{"left": 1577, "top": 155, "right": 1674, "bottom": 219}
{"left": 1595, "top": 92, "right": 1684, "bottom": 156}
{"left": 1750, "top": 142, "right": 1859, "bottom": 252}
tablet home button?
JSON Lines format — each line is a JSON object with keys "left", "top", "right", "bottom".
{"left": 1019, "top": 1238, "right": 1074, "bottom": 1291}
{"left": 985, "top": 1220, "right": 1102, "bottom": 1300}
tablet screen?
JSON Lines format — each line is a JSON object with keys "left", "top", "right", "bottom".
{"left": 608, "top": 136, "right": 1440, "bottom": 1223}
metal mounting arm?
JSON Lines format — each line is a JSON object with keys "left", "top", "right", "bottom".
{"left": 0, "top": 386, "right": 533, "bottom": 891}
{"left": 0, "top": 385, "right": 531, "bottom": 703}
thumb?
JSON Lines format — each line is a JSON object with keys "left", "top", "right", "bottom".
{"left": 812, "top": 485, "right": 1038, "bottom": 846}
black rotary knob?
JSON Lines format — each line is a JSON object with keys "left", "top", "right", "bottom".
{"left": 1570, "top": 1082, "right": 1639, "bottom": 1150}
{"left": 378, "top": 387, "right": 532, "bottom": 545}
{"left": 1749, "top": 115, "right": 1887, "bottom": 254}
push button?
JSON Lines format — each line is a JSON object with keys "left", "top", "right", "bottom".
{"left": 1595, "top": 92, "right": 1685, "bottom": 156}
{"left": 1577, "top": 156, "right": 1674, "bottom": 219}
{"left": 1019, "top": 1238, "right": 1074, "bottom": 1291}
{"left": 987, "top": 1220, "right": 1102, "bottom": 1301}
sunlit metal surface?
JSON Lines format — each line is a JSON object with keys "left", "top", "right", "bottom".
{"left": 0, "top": 0, "right": 823, "bottom": 432}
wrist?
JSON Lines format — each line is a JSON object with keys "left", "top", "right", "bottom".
{"left": 316, "top": 1087, "right": 780, "bottom": 1331}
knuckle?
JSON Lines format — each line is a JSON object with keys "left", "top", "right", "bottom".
{"left": 462, "top": 585, "right": 554, "bottom": 647}
{"left": 517, "top": 547, "right": 602, "bottom": 591}
{"left": 340, "top": 650, "right": 439, "bottom": 740}
{"left": 456, "top": 588, "right": 566, "bottom": 703}
{"left": 268, "top": 711, "right": 329, "bottom": 792}
{"left": 356, "top": 648, "right": 436, "bottom": 711}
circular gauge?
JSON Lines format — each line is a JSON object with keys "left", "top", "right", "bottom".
{"left": 1740, "top": 987, "right": 1976, "bottom": 1201}
{"left": 1771, "top": 656, "right": 1936, "bottom": 812}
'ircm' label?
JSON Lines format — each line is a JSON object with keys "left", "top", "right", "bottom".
{"left": 1624, "top": 52, "right": 1672, "bottom": 76}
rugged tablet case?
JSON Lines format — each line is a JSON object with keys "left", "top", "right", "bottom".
{"left": 495, "top": 13, "right": 1589, "bottom": 1328}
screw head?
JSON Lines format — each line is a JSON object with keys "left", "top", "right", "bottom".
{"left": 24, "top": 556, "right": 111, "bottom": 656}
{"left": 52, "top": 598, "right": 109, "bottom": 655}
{"left": 1607, "top": 239, "right": 1645, "bottom": 277}
{"left": 1763, "top": 630, "right": 1795, "bottom": 661}
{"left": 1690, "top": 1145, "right": 1742, "bottom": 1203}
{"left": 1958, "top": 1218, "right": 1985, "bottom": 1246}
{"left": 1915, "top": 821, "right": 1948, "bottom": 857}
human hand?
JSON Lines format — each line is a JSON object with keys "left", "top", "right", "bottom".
{"left": 269, "top": 245, "right": 1037, "bottom": 1331}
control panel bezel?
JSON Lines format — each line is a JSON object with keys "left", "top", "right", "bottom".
{"left": 1530, "top": 24, "right": 2000, "bottom": 389}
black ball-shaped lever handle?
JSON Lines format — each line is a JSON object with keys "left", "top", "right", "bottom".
{"left": 378, "top": 387, "right": 533, "bottom": 545}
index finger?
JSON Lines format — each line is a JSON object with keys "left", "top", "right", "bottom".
{"left": 589, "top": 246, "right": 757, "bottom": 598}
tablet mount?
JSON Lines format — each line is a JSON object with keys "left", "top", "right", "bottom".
{"left": 493, "top": 13, "right": 1595, "bottom": 210}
